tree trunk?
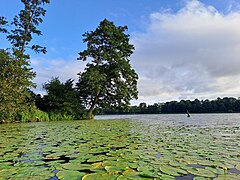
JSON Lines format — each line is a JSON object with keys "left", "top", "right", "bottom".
{"left": 87, "top": 107, "right": 94, "bottom": 120}
{"left": 86, "top": 93, "right": 100, "bottom": 120}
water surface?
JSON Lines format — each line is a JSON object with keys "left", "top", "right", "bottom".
{"left": 0, "top": 114, "right": 239, "bottom": 179}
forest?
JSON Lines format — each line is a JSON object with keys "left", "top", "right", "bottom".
{"left": 98, "top": 97, "right": 240, "bottom": 115}
{"left": 33, "top": 82, "right": 240, "bottom": 116}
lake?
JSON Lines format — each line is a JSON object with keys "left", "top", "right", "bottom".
{"left": 0, "top": 114, "right": 240, "bottom": 179}
{"left": 95, "top": 113, "right": 240, "bottom": 127}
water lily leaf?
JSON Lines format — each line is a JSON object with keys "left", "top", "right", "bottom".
{"left": 61, "top": 163, "right": 81, "bottom": 170}
{"left": 216, "top": 174, "right": 240, "bottom": 180}
{"left": 30, "top": 168, "right": 54, "bottom": 178}
{"left": 0, "top": 162, "right": 12, "bottom": 169}
{"left": 116, "top": 159, "right": 130, "bottom": 170}
{"left": 92, "top": 162, "right": 103, "bottom": 168}
{"left": 0, "top": 168, "right": 17, "bottom": 178}
{"left": 44, "top": 153, "right": 62, "bottom": 160}
{"left": 187, "top": 168, "right": 215, "bottom": 178}
{"left": 160, "top": 165, "right": 187, "bottom": 176}
{"left": 158, "top": 173, "right": 175, "bottom": 179}
{"left": 105, "top": 166, "right": 122, "bottom": 174}
{"left": 129, "top": 162, "right": 138, "bottom": 169}
{"left": 139, "top": 170, "right": 156, "bottom": 178}
{"left": 87, "top": 155, "right": 107, "bottom": 163}
{"left": 89, "top": 148, "right": 109, "bottom": 154}
{"left": 56, "top": 170, "right": 85, "bottom": 180}
{"left": 78, "top": 164, "right": 93, "bottom": 171}
{"left": 91, "top": 162, "right": 105, "bottom": 172}
{"left": 102, "top": 160, "right": 117, "bottom": 167}
{"left": 236, "top": 164, "right": 240, "bottom": 171}
{"left": 205, "top": 167, "right": 224, "bottom": 175}
{"left": 82, "top": 173, "right": 104, "bottom": 180}
{"left": 169, "top": 160, "right": 186, "bottom": 167}
{"left": 122, "top": 169, "right": 138, "bottom": 177}
{"left": 101, "top": 174, "right": 121, "bottom": 180}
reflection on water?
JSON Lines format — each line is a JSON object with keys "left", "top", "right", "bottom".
{"left": 95, "top": 113, "right": 240, "bottom": 127}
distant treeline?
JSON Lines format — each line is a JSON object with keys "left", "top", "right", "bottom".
{"left": 96, "top": 97, "right": 240, "bottom": 114}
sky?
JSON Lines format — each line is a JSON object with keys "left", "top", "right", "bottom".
{"left": 1, "top": 0, "right": 240, "bottom": 105}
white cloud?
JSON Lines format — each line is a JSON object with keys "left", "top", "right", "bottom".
{"left": 31, "top": 58, "right": 86, "bottom": 94}
{"left": 131, "top": 0, "right": 240, "bottom": 104}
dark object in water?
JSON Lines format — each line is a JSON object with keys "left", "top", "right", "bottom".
{"left": 187, "top": 110, "right": 191, "bottom": 117}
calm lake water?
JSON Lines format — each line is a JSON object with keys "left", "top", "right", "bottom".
{"left": 95, "top": 113, "right": 240, "bottom": 127}
{"left": 0, "top": 113, "right": 240, "bottom": 179}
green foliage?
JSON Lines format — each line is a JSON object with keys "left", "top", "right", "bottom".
{"left": 77, "top": 19, "right": 138, "bottom": 119}
{"left": 0, "top": 50, "right": 35, "bottom": 122}
{"left": 0, "top": 0, "right": 49, "bottom": 122}
{"left": 0, "top": 0, "right": 49, "bottom": 121}
{"left": 161, "top": 97, "right": 240, "bottom": 113}
{"left": 36, "top": 77, "right": 84, "bottom": 119}
{"left": 20, "top": 108, "right": 49, "bottom": 122}
{"left": 0, "top": 16, "right": 8, "bottom": 33}
{"left": 48, "top": 112, "right": 74, "bottom": 121}
{"left": 1, "top": 118, "right": 240, "bottom": 178}
{"left": 99, "top": 97, "right": 240, "bottom": 115}
{"left": 7, "top": 0, "right": 49, "bottom": 54}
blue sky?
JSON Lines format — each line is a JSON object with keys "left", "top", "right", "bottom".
{"left": 1, "top": 0, "right": 240, "bottom": 104}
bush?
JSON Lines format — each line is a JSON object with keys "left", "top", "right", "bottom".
{"left": 20, "top": 109, "right": 49, "bottom": 122}
{"left": 48, "top": 112, "right": 74, "bottom": 121}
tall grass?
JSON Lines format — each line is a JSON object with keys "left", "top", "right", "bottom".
{"left": 2, "top": 108, "right": 78, "bottom": 123}
{"left": 48, "top": 112, "right": 74, "bottom": 121}
{"left": 20, "top": 109, "right": 50, "bottom": 122}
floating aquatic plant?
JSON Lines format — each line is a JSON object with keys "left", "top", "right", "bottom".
{"left": 0, "top": 119, "right": 240, "bottom": 179}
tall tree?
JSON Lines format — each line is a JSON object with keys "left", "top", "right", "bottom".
{"left": 0, "top": 0, "right": 49, "bottom": 122}
{"left": 77, "top": 19, "right": 138, "bottom": 119}
{"left": 7, "top": 0, "right": 49, "bottom": 55}
{"left": 0, "top": 50, "right": 35, "bottom": 121}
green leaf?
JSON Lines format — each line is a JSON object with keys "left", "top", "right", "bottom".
{"left": 56, "top": 170, "right": 85, "bottom": 180}
{"left": 187, "top": 168, "right": 215, "bottom": 178}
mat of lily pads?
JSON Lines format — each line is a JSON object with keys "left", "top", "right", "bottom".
{"left": 0, "top": 119, "right": 240, "bottom": 179}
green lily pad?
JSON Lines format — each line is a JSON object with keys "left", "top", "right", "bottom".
{"left": 216, "top": 174, "right": 240, "bottom": 180}
{"left": 102, "top": 160, "right": 117, "bottom": 167}
{"left": 139, "top": 170, "right": 156, "bottom": 178}
{"left": 236, "top": 164, "right": 240, "bottom": 171}
{"left": 158, "top": 173, "right": 175, "bottom": 179}
{"left": 56, "top": 170, "right": 86, "bottom": 180}
{"left": 160, "top": 165, "right": 187, "bottom": 176}
{"left": 205, "top": 167, "right": 224, "bottom": 175}
{"left": 61, "top": 163, "right": 81, "bottom": 170}
{"left": 187, "top": 168, "right": 216, "bottom": 178}
{"left": 0, "top": 168, "right": 17, "bottom": 178}
{"left": 87, "top": 155, "right": 107, "bottom": 163}
{"left": 82, "top": 173, "right": 104, "bottom": 180}
{"left": 78, "top": 164, "right": 93, "bottom": 171}
{"left": 105, "top": 166, "right": 123, "bottom": 174}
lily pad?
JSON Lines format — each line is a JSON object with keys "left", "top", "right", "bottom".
{"left": 160, "top": 165, "right": 187, "bottom": 176}
{"left": 187, "top": 168, "right": 216, "bottom": 178}
{"left": 56, "top": 170, "right": 86, "bottom": 180}
{"left": 61, "top": 163, "right": 81, "bottom": 170}
{"left": 82, "top": 173, "right": 104, "bottom": 180}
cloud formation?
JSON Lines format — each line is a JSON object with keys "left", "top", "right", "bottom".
{"left": 31, "top": 58, "right": 86, "bottom": 94}
{"left": 131, "top": 0, "right": 240, "bottom": 103}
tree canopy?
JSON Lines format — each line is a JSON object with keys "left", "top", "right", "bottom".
{"left": 77, "top": 19, "right": 138, "bottom": 119}
{"left": 7, "top": 0, "right": 49, "bottom": 55}
{"left": 0, "top": 0, "right": 49, "bottom": 122}
{"left": 36, "top": 77, "right": 83, "bottom": 119}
